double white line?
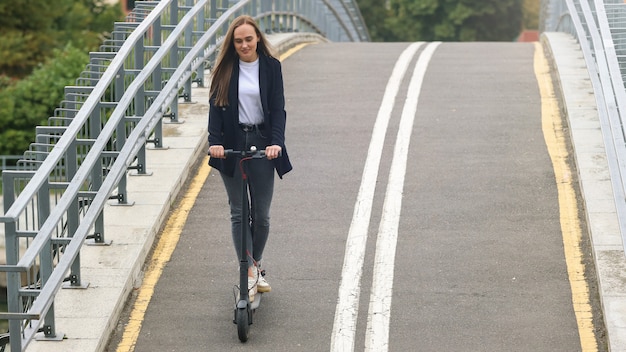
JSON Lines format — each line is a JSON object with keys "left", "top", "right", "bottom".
{"left": 330, "top": 41, "right": 441, "bottom": 352}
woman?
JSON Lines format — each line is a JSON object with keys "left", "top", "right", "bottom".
{"left": 208, "top": 15, "right": 292, "bottom": 302}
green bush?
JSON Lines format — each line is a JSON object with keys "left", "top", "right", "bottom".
{"left": 0, "top": 0, "right": 123, "bottom": 160}
{"left": 0, "top": 44, "right": 88, "bottom": 155}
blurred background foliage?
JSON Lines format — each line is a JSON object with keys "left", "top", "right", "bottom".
{"left": 357, "top": 0, "right": 539, "bottom": 42}
{"left": 0, "top": 0, "right": 123, "bottom": 156}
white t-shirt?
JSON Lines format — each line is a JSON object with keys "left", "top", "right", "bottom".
{"left": 238, "top": 58, "right": 264, "bottom": 125}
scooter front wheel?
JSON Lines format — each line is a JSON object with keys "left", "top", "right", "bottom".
{"left": 236, "top": 307, "right": 250, "bottom": 342}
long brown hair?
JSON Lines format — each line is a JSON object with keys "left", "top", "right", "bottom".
{"left": 210, "top": 15, "right": 275, "bottom": 107}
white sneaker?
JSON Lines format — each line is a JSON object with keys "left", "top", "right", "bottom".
{"left": 257, "top": 275, "right": 271, "bottom": 293}
{"left": 254, "top": 265, "right": 271, "bottom": 293}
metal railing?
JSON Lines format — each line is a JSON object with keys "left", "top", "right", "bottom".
{"left": 541, "top": 0, "right": 626, "bottom": 255}
{"left": 0, "top": 0, "right": 369, "bottom": 350}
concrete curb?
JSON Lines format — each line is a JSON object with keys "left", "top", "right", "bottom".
{"left": 269, "top": 32, "right": 328, "bottom": 54}
{"left": 543, "top": 32, "right": 626, "bottom": 351}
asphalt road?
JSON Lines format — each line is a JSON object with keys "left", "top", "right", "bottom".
{"left": 108, "top": 42, "right": 602, "bottom": 351}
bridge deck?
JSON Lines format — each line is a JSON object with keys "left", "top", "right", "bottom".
{"left": 24, "top": 33, "right": 626, "bottom": 352}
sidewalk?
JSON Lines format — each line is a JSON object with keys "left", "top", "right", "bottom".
{"left": 543, "top": 32, "right": 626, "bottom": 351}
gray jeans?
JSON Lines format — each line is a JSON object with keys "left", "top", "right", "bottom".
{"left": 220, "top": 128, "right": 275, "bottom": 267}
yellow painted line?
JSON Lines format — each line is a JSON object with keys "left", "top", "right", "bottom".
{"left": 280, "top": 42, "right": 314, "bottom": 61}
{"left": 114, "top": 41, "right": 311, "bottom": 351}
{"left": 534, "top": 42, "right": 598, "bottom": 352}
{"left": 115, "top": 157, "right": 211, "bottom": 352}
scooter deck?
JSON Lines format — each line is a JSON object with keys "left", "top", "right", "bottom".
{"left": 234, "top": 291, "right": 262, "bottom": 310}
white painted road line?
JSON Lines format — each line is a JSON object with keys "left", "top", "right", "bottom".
{"left": 330, "top": 42, "right": 424, "bottom": 352}
{"left": 365, "top": 42, "right": 441, "bottom": 352}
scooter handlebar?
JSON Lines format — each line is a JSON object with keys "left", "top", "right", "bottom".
{"left": 224, "top": 148, "right": 268, "bottom": 158}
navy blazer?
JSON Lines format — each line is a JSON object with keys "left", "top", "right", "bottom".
{"left": 208, "top": 53, "right": 292, "bottom": 178}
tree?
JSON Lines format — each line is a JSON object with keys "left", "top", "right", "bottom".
{"left": 353, "top": 0, "right": 391, "bottom": 42}
{"left": 0, "top": 0, "right": 63, "bottom": 78}
{"left": 0, "top": 0, "right": 122, "bottom": 79}
{"left": 0, "top": 0, "right": 122, "bottom": 157}
{"left": 523, "top": 0, "right": 540, "bottom": 30}
{"left": 356, "top": 0, "right": 524, "bottom": 42}
{"left": 0, "top": 45, "right": 89, "bottom": 156}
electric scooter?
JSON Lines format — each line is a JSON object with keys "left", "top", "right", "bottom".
{"left": 224, "top": 146, "right": 267, "bottom": 342}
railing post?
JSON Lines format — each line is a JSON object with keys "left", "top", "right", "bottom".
{"left": 3, "top": 172, "right": 22, "bottom": 351}
{"left": 207, "top": 0, "right": 221, "bottom": 65}
{"left": 194, "top": 3, "right": 207, "bottom": 87}
{"left": 5, "top": 222, "right": 22, "bottom": 351}
{"left": 66, "top": 139, "right": 81, "bottom": 279}
{"left": 86, "top": 105, "right": 109, "bottom": 245}
{"left": 112, "top": 65, "right": 133, "bottom": 206}
{"left": 288, "top": 0, "right": 295, "bottom": 31}
{"left": 36, "top": 180, "right": 63, "bottom": 341}
{"left": 150, "top": 18, "right": 166, "bottom": 148}
{"left": 250, "top": 0, "right": 258, "bottom": 16}
{"left": 131, "top": 38, "right": 152, "bottom": 176}
{"left": 181, "top": 0, "right": 195, "bottom": 102}
{"left": 38, "top": 238, "right": 61, "bottom": 341}
{"left": 260, "top": 0, "right": 272, "bottom": 33}
{"left": 62, "top": 139, "right": 90, "bottom": 287}
{"left": 163, "top": 1, "right": 183, "bottom": 124}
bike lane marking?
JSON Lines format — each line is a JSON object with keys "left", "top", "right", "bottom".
{"left": 534, "top": 42, "right": 598, "bottom": 351}
{"left": 330, "top": 42, "right": 424, "bottom": 352}
{"left": 365, "top": 42, "right": 440, "bottom": 352}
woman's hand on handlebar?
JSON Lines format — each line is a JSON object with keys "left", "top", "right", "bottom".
{"left": 211, "top": 145, "right": 281, "bottom": 159}
{"left": 265, "top": 145, "right": 282, "bottom": 160}
{"left": 209, "top": 145, "right": 225, "bottom": 159}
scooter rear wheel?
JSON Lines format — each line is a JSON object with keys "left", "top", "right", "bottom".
{"left": 236, "top": 307, "right": 250, "bottom": 342}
